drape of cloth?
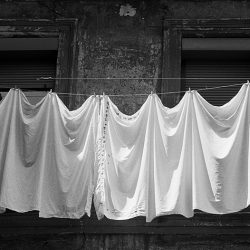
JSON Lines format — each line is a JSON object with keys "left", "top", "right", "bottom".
{"left": 0, "top": 89, "right": 99, "bottom": 218}
{"left": 95, "top": 83, "right": 250, "bottom": 222}
{"left": 192, "top": 83, "right": 250, "bottom": 214}
{"left": 1, "top": 84, "right": 250, "bottom": 221}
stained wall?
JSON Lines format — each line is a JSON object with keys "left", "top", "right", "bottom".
{"left": 0, "top": 1, "right": 250, "bottom": 249}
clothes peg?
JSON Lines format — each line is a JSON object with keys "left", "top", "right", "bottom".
{"left": 188, "top": 87, "right": 191, "bottom": 92}
{"left": 247, "top": 80, "right": 250, "bottom": 85}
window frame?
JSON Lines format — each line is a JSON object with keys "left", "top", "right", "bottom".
{"left": 0, "top": 19, "right": 77, "bottom": 108}
{"left": 162, "top": 18, "right": 250, "bottom": 107}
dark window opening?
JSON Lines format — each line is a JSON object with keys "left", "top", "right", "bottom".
{"left": 0, "top": 50, "right": 57, "bottom": 104}
{"left": 181, "top": 49, "right": 250, "bottom": 106}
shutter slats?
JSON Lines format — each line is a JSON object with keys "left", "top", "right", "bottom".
{"left": 0, "top": 50, "right": 57, "bottom": 91}
{"left": 182, "top": 59, "right": 250, "bottom": 106}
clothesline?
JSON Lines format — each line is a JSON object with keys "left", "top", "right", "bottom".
{"left": 0, "top": 77, "right": 249, "bottom": 80}
{"left": 37, "top": 77, "right": 250, "bottom": 80}
{"left": 1, "top": 82, "right": 246, "bottom": 98}
{"left": 104, "top": 82, "right": 246, "bottom": 97}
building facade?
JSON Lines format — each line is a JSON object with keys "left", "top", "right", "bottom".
{"left": 0, "top": 0, "right": 250, "bottom": 249}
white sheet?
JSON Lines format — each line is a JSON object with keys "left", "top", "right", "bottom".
{"left": 94, "top": 83, "right": 250, "bottom": 222}
{"left": 1, "top": 84, "right": 250, "bottom": 221}
{"left": 192, "top": 84, "right": 250, "bottom": 214}
{"left": 0, "top": 89, "right": 99, "bottom": 218}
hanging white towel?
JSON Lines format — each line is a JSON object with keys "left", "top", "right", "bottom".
{"left": 0, "top": 89, "right": 99, "bottom": 218}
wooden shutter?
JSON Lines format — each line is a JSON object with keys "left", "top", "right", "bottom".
{"left": 0, "top": 50, "right": 57, "bottom": 91}
{"left": 182, "top": 52, "right": 250, "bottom": 106}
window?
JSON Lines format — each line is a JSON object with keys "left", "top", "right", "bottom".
{"left": 162, "top": 19, "right": 250, "bottom": 108}
{"left": 0, "top": 38, "right": 58, "bottom": 104}
{"left": 181, "top": 38, "right": 250, "bottom": 106}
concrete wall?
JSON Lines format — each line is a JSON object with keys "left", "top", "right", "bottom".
{"left": 0, "top": 0, "right": 250, "bottom": 249}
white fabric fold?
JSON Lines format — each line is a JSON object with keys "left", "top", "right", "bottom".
{"left": 94, "top": 83, "right": 250, "bottom": 222}
{"left": 94, "top": 93, "right": 194, "bottom": 221}
{"left": 0, "top": 89, "right": 99, "bottom": 218}
{"left": 1, "top": 83, "right": 250, "bottom": 221}
{"left": 192, "top": 83, "right": 250, "bottom": 214}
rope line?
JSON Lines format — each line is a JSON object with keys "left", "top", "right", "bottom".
{"left": 36, "top": 77, "right": 250, "bottom": 80}
{"left": 0, "top": 77, "right": 249, "bottom": 80}
{"left": 0, "top": 82, "right": 246, "bottom": 97}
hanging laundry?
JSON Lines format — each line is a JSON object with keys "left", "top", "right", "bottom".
{"left": 191, "top": 83, "right": 250, "bottom": 214}
{"left": 0, "top": 89, "right": 99, "bottom": 218}
{"left": 1, "top": 83, "right": 250, "bottom": 221}
{"left": 94, "top": 83, "right": 250, "bottom": 222}
{"left": 95, "top": 91, "right": 193, "bottom": 221}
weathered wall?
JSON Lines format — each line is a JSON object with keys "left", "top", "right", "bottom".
{"left": 0, "top": 0, "right": 250, "bottom": 249}
{"left": 0, "top": 0, "right": 250, "bottom": 112}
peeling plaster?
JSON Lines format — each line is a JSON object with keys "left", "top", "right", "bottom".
{"left": 119, "top": 4, "right": 136, "bottom": 16}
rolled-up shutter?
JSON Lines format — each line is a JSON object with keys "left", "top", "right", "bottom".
{"left": 182, "top": 52, "right": 250, "bottom": 106}
{"left": 0, "top": 50, "right": 57, "bottom": 91}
